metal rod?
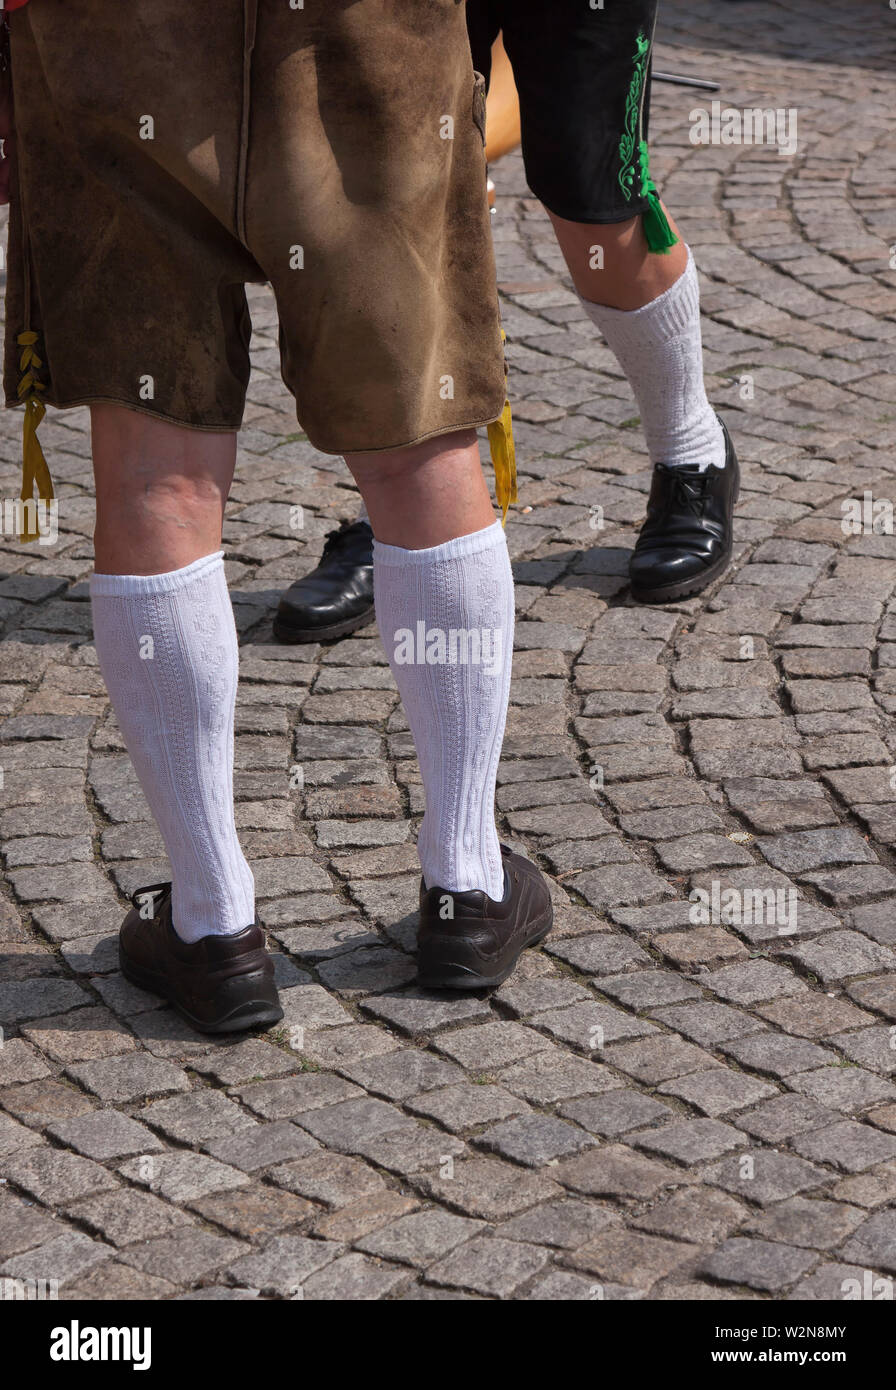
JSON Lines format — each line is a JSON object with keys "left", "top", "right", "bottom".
{"left": 653, "top": 71, "right": 721, "bottom": 91}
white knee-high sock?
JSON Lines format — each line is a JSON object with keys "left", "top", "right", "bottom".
{"left": 580, "top": 247, "right": 726, "bottom": 472}
{"left": 374, "top": 519, "right": 513, "bottom": 900}
{"left": 89, "top": 551, "right": 255, "bottom": 943}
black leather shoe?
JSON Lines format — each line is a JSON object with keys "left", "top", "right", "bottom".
{"left": 119, "top": 883, "right": 283, "bottom": 1034}
{"left": 274, "top": 519, "right": 375, "bottom": 643}
{"left": 417, "top": 845, "right": 553, "bottom": 990}
{"left": 629, "top": 417, "right": 739, "bottom": 604}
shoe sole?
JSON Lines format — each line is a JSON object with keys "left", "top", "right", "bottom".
{"left": 630, "top": 539, "right": 734, "bottom": 605}
{"left": 272, "top": 606, "right": 376, "bottom": 644}
{"left": 416, "top": 911, "right": 553, "bottom": 991}
{"left": 120, "top": 949, "right": 284, "bottom": 1035}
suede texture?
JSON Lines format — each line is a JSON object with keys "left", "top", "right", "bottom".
{"left": 4, "top": 0, "right": 506, "bottom": 453}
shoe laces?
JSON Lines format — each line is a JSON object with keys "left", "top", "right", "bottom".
{"left": 656, "top": 463, "right": 713, "bottom": 517}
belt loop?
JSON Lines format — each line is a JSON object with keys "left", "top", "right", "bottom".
{"left": 236, "top": 0, "right": 259, "bottom": 245}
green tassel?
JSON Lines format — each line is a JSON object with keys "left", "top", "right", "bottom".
{"left": 642, "top": 191, "right": 678, "bottom": 254}
{"left": 638, "top": 140, "right": 679, "bottom": 255}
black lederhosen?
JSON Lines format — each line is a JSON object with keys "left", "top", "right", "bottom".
{"left": 466, "top": 0, "right": 659, "bottom": 224}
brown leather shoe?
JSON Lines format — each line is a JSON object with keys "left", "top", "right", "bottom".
{"left": 119, "top": 883, "right": 283, "bottom": 1034}
{"left": 416, "top": 845, "right": 553, "bottom": 990}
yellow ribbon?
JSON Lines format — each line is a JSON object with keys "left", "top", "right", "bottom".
{"left": 16, "top": 330, "right": 54, "bottom": 543}
{"left": 487, "top": 329, "right": 517, "bottom": 526}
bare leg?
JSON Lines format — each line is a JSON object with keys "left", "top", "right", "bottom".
{"left": 548, "top": 208, "right": 687, "bottom": 310}
{"left": 344, "top": 428, "right": 495, "bottom": 548}
{"left": 91, "top": 405, "right": 236, "bottom": 574}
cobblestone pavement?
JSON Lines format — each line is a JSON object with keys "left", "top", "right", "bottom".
{"left": 2, "top": 0, "right": 896, "bottom": 1301}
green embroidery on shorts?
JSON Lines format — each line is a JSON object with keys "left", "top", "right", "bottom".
{"left": 617, "top": 30, "right": 652, "bottom": 203}
{"left": 617, "top": 30, "right": 679, "bottom": 254}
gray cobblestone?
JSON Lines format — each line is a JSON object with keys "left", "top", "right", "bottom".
{"left": 744, "top": 1197, "right": 866, "bottom": 1252}
{"left": 226, "top": 1235, "right": 343, "bottom": 1296}
{"left": 1, "top": 1078, "right": 96, "bottom": 1128}
{"left": 559, "top": 1090, "right": 673, "bottom": 1137}
{"left": 66, "top": 1189, "right": 194, "bottom": 1247}
{"left": 204, "top": 1121, "right": 319, "bottom": 1172}
{"left": 556, "top": 1144, "right": 686, "bottom": 1202}
{"left": 788, "top": 1065, "right": 896, "bottom": 1114}
{"left": 356, "top": 1209, "right": 484, "bottom": 1266}
{"left": 189, "top": 1040, "right": 299, "bottom": 1086}
{"left": 0, "top": 1192, "right": 61, "bottom": 1255}
{"left": 704, "top": 1152, "right": 830, "bottom": 1207}
{"left": 523, "top": 1269, "right": 638, "bottom": 1301}
{"left": 477, "top": 1113, "right": 593, "bottom": 1167}
{"left": 301, "top": 1252, "right": 409, "bottom": 1300}
{"left": 499, "top": 1198, "right": 617, "bottom": 1250}
{"left": 412, "top": 1158, "right": 562, "bottom": 1221}
{"left": 545, "top": 934, "right": 654, "bottom": 976}
{"left": 0, "top": 1038, "right": 51, "bottom": 1086}
{"left": 22, "top": 1006, "right": 136, "bottom": 1063}
{"left": 190, "top": 1184, "right": 316, "bottom": 1237}
{"left": 706, "top": 960, "right": 807, "bottom": 1005}
{"left": 832, "top": 1026, "right": 896, "bottom": 1075}
{"left": 755, "top": 993, "right": 871, "bottom": 1039}
{"left": 312, "top": 1191, "right": 419, "bottom": 1243}
{"left": 634, "top": 1119, "right": 745, "bottom": 1166}
{"left": 649, "top": 1002, "right": 766, "bottom": 1047}
{"left": 787, "top": 1261, "right": 886, "bottom": 1301}
{"left": 564, "top": 1227, "right": 695, "bottom": 1290}
{"left": 499, "top": 1045, "right": 622, "bottom": 1105}
{"left": 426, "top": 1235, "right": 550, "bottom": 1298}
{"left": 657, "top": 928, "right": 748, "bottom": 970}
{"left": 534, "top": 1001, "right": 657, "bottom": 1050}
{"left": 839, "top": 1209, "right": 896, "bottom": 1273}
{"left": 433, "top": 1022, "right": 549, "bottom": 1071}
{"left": 351, "top": 1125, "right": 466, "bottom": 1178}
{"left": 633, "top": 1187, "right": 747, "bottom": 1244}
{"left": 657, "top": 1069, "right": 777, "bottom": 1118}
{"left": 0, "top": 978, "right": 90, "bottom": 1021}
{"left": 360, "top": 988, "right": 493, "bottom": 1035}
{"left": 268, "top": 1151, "right": 387, "bottom": 1208}
{"left": 792, "top": 1120, "right": 896, "bottom": 1174}
{"left": 603, "top": 1036, "right": 723, "bottom": 1085}
{"left": 3, "top": 1148, "right": 120, "bottom": 1205}
{"left": 720, "top": 1033, "right": 836, "bottom": 1079}
{"left": 119, "top": 1151, "right": 250, "bottom": 1204}
{"left": 782, "top": 931, "right": 896, "bottom": 985}
{"left": 141, "top": 1090, "right": 257, "bottom": 1144}
{"left": 407, "top": 1083, "right": 529, "bottom": 1136}
{"left": 48, "top": 1111, "right": 165, "bottom": 1161}
{"left": 233, "top": 1073, "right": 362, "bottom": 1119}
{"left": 294, "top": 1096, "right": 414, "bottom": 1152}
{"left": 339, "top": 1049, "right": 465, "bottom": 1101}
{"left": 120, "top": 1231, "right": 248, "bottom": 1285}
{"left": 67, "top": 1054, "right": 192, "bottom": 1103}
{"left": 1, "top": 1231, "right": 113, "bottom": 1285}
{"left": 697, "top": 1238, "right": 817, "bottom": 1292}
